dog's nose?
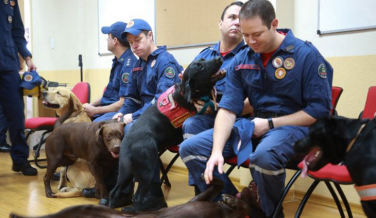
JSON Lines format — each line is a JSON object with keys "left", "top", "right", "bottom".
{"left": 42, "top": 91, "right": 47, "bottom": 98}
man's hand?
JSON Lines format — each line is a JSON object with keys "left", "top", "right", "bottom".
{"left": 123, "top": 113, "right": 133, "bottom": 124}
{"left": 25, "top": 57, "right": 37, "bottom": 71}
{"left": 252, "top": 118, "right": 270, "bottom": 138}
{"left": 204, "top": 153, "right": 224, "bottom": 184}
{"left": 112, "top": 112, "right": 124, "bottom": 122}
{"left": 83, "top": 104, "right": 97, "bottom": 118}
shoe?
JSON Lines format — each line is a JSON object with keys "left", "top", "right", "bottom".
{"left": 121, "top": 197, "right": 167, "bottom": 212}
{"left": 0, "top": 144, "right": 11, "bottom": 152}
{"left": 12, "top": 162, "right": 38, "bottom": 176}
{"left": 82, "top": 188, "right": 96, "bottom": 198}
{"left": 52, "top": 172, "right": 60, "bottom": 181}
{"left": 99, "top": 193, "right": 133, "bottom": 208}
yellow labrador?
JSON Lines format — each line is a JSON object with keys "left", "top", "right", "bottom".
{"left": 42, "top": 87, "right": 95, "bottom": 198}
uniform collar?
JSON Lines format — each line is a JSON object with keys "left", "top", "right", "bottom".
{"left": 213, "top": 40, "right": 246, "bottom": 56}
{"left": 116, "top": 49, "right": 132, "bottom": 64}
{"left": 276, "top": 29, "right": 295, "bottom": 54}
{"left": 150, "top": 46, "right": 167, "bottom": 57}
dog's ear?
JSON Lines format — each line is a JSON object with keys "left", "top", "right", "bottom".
{"left": 70, "top": 93, "right": 82, "bottom": 111}
{"left": 96, "top": 122, "right": 106, "bottom": 141}
{"left": 184, "top": 78, "right": 192, "bottom": 102}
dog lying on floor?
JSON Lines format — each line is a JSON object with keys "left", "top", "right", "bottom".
{"left": 108, "top": 57, "right": 225, "bottom": 212}
{"left": 294, "top": 116, "right": 376, "bottom": 218}
{"left": 10, "top": 177, "right": 250, "bottom": 218}
{"left": 44, "top": 107, "right": 125, "bottom": 199}
{"left": 41, "top": 87, "right": 95, "bottom": 198}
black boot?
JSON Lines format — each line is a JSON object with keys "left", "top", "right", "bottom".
{"left": 122, "top": 182, "right": 167, "bottom": 212}
{"left": 99, "top": 193, "right": 133, "bottom": 208}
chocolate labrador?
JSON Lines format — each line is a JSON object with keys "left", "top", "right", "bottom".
{"left": 10, "top": 177, "right": 250, "bottom": 218}
{"left": 294, "top": 116, "right": 376, "bottom": 218}
{"left": 108, "top": 57, "right": 225, "bottom": 212}
{"left": 44, "top": 117, "right": 125, "bottom": 199}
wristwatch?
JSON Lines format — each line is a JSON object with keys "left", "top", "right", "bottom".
{"left": 268, "top": 118, "right": 274, "bottom": 129}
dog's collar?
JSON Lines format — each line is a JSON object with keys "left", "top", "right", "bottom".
{"left": 354, "top": 184, "right": 376, "bottom": 201}
{"left": 157, "top": 86, "right": 196, "bottom": 128}
{"left": 345, "top": 124, "right": 366, "bottom": 153}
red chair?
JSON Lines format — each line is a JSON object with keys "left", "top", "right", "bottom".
{"left": 26, "top": 82, "right": 90, "bottom": 168}
{"left": 224, "top": 86, "right": 343, "bottom": 218}
{"left": 295, "top": 86, "right": 376, "bottom": 218}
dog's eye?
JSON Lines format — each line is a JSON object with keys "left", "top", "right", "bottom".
{"left": 56, "top": 91, "right": 61, "bottom": 95}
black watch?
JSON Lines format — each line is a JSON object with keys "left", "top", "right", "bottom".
{"left": 268, "top": 118, "right": 274, "bottom": 129}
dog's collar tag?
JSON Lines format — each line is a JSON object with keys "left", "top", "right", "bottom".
{"left": 157, "top": 86, "right": 196, "bottom": 128}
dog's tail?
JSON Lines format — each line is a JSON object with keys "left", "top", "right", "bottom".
{"left": 54, "top": 97, "right": 75, "bottom": 128}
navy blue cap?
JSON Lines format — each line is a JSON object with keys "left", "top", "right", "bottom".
{"left": 121, "top": 19, "right": 152, "bottom": 39}
{"left": 101, "top": 21, "right": 128, "bottom": 40}
{"left": 20, "top": 71, "right": 42, "bottom": 90}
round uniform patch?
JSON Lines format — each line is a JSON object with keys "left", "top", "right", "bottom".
{"left": 10, "top": 0, "right": 15, "bottom": 6}
{"left": 272, "top": 56, "right": 284, "bottom": 68}
{"left": 275, "top": 68, "right": 286, "bottom": 79}
{"left": 4, "top": 0, "right": 9, "bottom": 4}
{"left": 126, "top": 21, "right": 134, "bottom": 28}
{"left": 122, "top": 73, "right": 129, "bottom": 83}
{"left": 318, "top": 63, "right": 327, "bottom": 78}
{"left": 164, "top": 67, "right": 176, "bottom": 78}
{"left": 8, "top": 16, "right": 12, "bottom": 24}
{"left": 151, "top": 60, "right": 156, "bottom": 68}
{"left": 284, "top": 57, "right": 295, "bottom": 70}
{"left": 24, "top": 74, "right": 33, "bottom": 82}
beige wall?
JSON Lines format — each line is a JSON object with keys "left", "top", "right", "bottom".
{"left": 29, "top": 0, "right": 376, "bottom": 207}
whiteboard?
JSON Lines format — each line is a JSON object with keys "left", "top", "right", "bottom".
{"left": 318, "top": 0, "right": 376, "bottom": 35}
{"left": 97, "top": 0, "right": 155, "bottom": 55}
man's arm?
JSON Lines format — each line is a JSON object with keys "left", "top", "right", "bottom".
{"left": 252, "top": 110, "right": 316, "bottom": 138}
{"left": 204, "top": 108, "right": 236, "bottom": 184}
{"left": 84, "top": 97, "right": 125, "bottom": 118}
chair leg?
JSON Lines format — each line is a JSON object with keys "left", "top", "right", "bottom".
{"left": 160, "top": 153, "right": 180, "bottom": 188}
{"left": 295, "top": 180, "right": 319, "bottom": 218}
{"left": 159, "top": 158, "right": 171, "bottom": 187}
{"left": 272, "top": 170, "right": 301, "bottom": 218}
{"left": 334, "top": 183, "right": 353, "bottom": 218}
{"left": 325, "top": 181, "right": 345, "bottom": 218}
{"left": 31, "top": 131, "right": 50, "bottom": 169}
{"left": 225, "top": 165, "right": 236, "bottom": 176}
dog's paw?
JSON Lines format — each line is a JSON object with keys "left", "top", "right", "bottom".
{"left": 59, "top": 187, "right": 68, "bottom": 192}
{"left": 222, "top": 194, "right": 238, "bottom": 208}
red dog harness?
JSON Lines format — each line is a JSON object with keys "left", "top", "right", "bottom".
{"left": 157, "top": 86, "right": 196, "bottom": 128}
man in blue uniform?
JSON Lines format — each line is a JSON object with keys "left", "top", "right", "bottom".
{"left": 83, "top": 21, "right": 137, "bottom": 122}
{"left": 182, "top": 1, "right": 246, "bottom": 140}
{"left": 179, "top": 1, "right": 333, "bottom": 217}
{"left": 104, "top": 19, "right": 182, "bottom": 212}
{"left": 0, "top": 0, "right": 38, "bottom": 175}
{"left": 0, "top": 105, "right": 11, "bottom": 152}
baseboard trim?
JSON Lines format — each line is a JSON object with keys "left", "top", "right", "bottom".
{"left": 166, "top": 165, "right": 364, "bottom": 215}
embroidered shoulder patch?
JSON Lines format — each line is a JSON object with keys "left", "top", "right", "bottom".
{"left": 318, "top": 63, "right": 327, "bottom": 78}
{"left": 164, "top": 67, "right": 175, "bottom": 78}
{"left": 122, "top": 73, "right": 129, "bottom": 83}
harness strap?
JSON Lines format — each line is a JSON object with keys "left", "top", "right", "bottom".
{"left": 354, "top": 184, "right": 376, "bottom": 201}
{"left": 197, "top": 96, "right": 216, "bottom": 115}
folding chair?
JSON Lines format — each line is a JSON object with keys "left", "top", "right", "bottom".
{"left": 159, "top": 145, "right": 180, "bottom": 187}
{"left": 26, "top": 82, "right": 90, "bottom": 168}
{"left": 224, "top": 86, "right": 343, "bottom": 218}
{"left": 295, "top": 86, "right": 375, "bottom": 218}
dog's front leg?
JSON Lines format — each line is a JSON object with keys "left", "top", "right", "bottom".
{"left": 88, "top": 164, "right": 107, "bottom": 199}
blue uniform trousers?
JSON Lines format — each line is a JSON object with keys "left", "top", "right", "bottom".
{"left": 179, "top": 121, "right": 308, "bottom": 216}
{"left": 0, "top": 104, "right": 8, "bottom": 145}
{"left": 0, "top": 70, "right": 29, "bottom": 164}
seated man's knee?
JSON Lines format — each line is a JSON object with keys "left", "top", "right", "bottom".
{"left": 250, "top": 149, "right": 283, "bottom": 170}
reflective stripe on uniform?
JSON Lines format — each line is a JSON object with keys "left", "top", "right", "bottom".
{"left": 183, "top": 133, "right": 195, "bottom": 139}
{"left": 182, "top": 155, "right": 208, "bottom": 163}
{"left": 355, "top": 184, "right": 376, "bottom": 201}
{"left": 249, "top": 163, "right": 285, "bottom": 176}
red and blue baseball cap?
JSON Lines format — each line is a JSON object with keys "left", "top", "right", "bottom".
{"left": 101, "top": 21, "right": 128, "bottom": 40}
{"left": 121, "top": 19, "right": 152, "bottom": 39}
{"left": 20, "top": 71, "right": 43, "bottom": 90}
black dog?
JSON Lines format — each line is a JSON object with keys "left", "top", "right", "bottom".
{"left": 108, "top": 57, "right": 225, "bottom": 212}
{"left": 10, "top": 177, "right": 250, "bottom": 218}
{"left": 294, "top": 116, "right": 376, "bottom": 218}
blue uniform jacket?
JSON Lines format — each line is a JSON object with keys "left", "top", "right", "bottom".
{"left": 194, "top": 41, "right": 246, "bottom": 94}
{"left": 100, "top": 49, "right": 137, "bottom": 106}
{"left": 0, "top": 0, "right": 31, "bottom": 71}
{"left": 220, "top": 29, "right": 333, "bottom": 119}
{"left": 119, "top": 46, "right": 182, "bottom": 120}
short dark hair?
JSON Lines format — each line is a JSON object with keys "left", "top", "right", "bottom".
{"left": 110, "top": 34, "right": 130, "bottom": 48}
{"left": 220, "top": 1, "right": 244, "bottom": 21}
{"left": 239, "top": 0, "right": 275, "bottom": 29}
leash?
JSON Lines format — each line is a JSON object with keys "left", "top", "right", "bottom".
{"left": 345, "top": 124, "right": 366, "bottom": 153}
{"left": 197, "top": 96, "right": 216, "bottom": 115}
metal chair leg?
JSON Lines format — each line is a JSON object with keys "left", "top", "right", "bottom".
{"left": 295, "top": 180, "right": 319, "bottom": 218}
{"left": 325, "top": 181, "right": 345, "bottom": 218}
{"left": 334, "top": 183, "right": 353, "bottom": 218}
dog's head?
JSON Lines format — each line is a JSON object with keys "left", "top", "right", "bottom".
{"left": 294, "top": 116, "right": 368, "bottom": 172}
{"left": 96, "top": 120, "right": 125, "bottom": 159}
{"left": 178, "top": 57, "right": 224, "bottom": 103}
{"left": 42, "top": 87, "right": 82, "bottom": 114}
